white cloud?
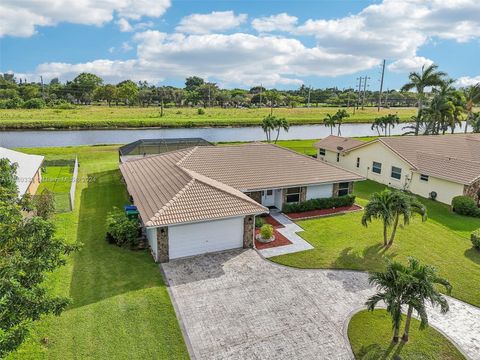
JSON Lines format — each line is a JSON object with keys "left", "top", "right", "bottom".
{"left": 0, "top": 0, "right": 170, "bottom": 37}
{"left": 27, "top": 31, "right": 377, "bottom": 86}
{"left": 387, "top": 56, "right": 434, "bottom": 73}
{"left": 252, "top": 13, "right": 298, "bottom": 32}
{"left": 455, "top": 76, "right": 480, "bottom": 88}
{"left": 122, "top": 42, "right": 133, "bottom": 52}
{"left": 175, "top": 11, "right": 247, "bottom": 34}
{"left": 296, "top": 0, "right": 480, "bottom": 60}
{"left": 116, "top": 18, "right": 154, "bottom": 32}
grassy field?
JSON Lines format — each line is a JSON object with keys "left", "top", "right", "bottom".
{"left": 0, "top": 106, "right": 417, "bottom": 130}
{"left": 10, "top": 145, "right": 188, "bottom": 359}
{"left": 272, "top": 180, "right": 480, "bottom": 307}
{"left": 348, "top": 310, "right": 465, "bottom": 360}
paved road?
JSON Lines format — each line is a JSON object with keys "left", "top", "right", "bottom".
{"left": 162, "top": 249, "right": 480, "bottom": 360}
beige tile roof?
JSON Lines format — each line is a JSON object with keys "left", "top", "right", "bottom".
{"left": 313, "top": 135, "right": 365, "bottom": 152}
{"left": 377, "top": 134, "right": 480, "bottom": 185}
{"left": 120, "top": 143, "right": 363, "bottom": 226}
{"left": 120, "top": 149, "right": 267, "bottom": 227}
{"left": 177, "top": 143, "right": 363, "bottom": 191}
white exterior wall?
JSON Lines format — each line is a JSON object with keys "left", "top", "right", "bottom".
{"left": 146, "top": 227, "right": 158, "bottom": 259}
{"left": 320, "top": 141, "right": 465, "bottom": 205}
{"left": 409, "top": 173, "right": 464, "bottom": 205}
{"left": 306, "top": 184, "right": 334, "bottom": 200}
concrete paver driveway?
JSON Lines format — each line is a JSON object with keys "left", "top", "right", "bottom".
{"left": 162, "top": 250, "right": 480, "bottom": 360}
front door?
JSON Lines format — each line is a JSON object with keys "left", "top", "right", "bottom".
{"left": 262, "top": 189, "right": 275, "bottom": 207}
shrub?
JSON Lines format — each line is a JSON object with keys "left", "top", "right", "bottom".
{"left": 23, "top": 98, "right": 46, "bottom": 109}
{"left": 260, "top": 224, "right": 274, "bottom": 240}
{"left": 106, "top": 211, "right": 139, "bottom": 247}
{"left": 0, "top": 97, "right": 23, "bottom": 109}
{"left": 452, "top": 196, "right": 480, "bottom": 217}
{"left": 282, "top": 194, "right": 356, "bottom": 213}
{"left": 472, "top": 229, "right": 480, "bottom": 250}
{"left": 197, "top": 108, "right": 205, "bottom": 115}
{"left": 255, "top": 216, "right": 265, "bottom": 228}
{"left": 33, "top": 189, "right": 56, "bottom": 219}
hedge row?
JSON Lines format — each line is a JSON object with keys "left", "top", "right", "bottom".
{"left": 452, "top": 196, "right": 480, "bottom": 217}
{"left": 282, "top": 194, "right": 356, "bottom": 213}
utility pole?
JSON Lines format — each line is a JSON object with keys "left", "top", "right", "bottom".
{"left": 40, "top": 75, "right": 45, "bottom": 100}
{"left": 259, "top": 83, "right": 263, "bottom": 107}
{"left": 355, "top": 76, "right": 363, "bottom": 111}
{"left": 362, "top": 76, "right": 370, "bottom": 110}
{"left": 307, "top": 86, "right": 311, "bottom": 108}
{"left": 378, "top": 59, "right": 386, "bottom": 112}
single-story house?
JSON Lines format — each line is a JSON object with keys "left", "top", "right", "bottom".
{"left": 0, "top": 147, "right": 44, "bottom": 196}
{"left": 314, "top": 134, "right": 480, "bottom": 205}
{"left": 120, "top": 143, "right": 363, "bottom": 262}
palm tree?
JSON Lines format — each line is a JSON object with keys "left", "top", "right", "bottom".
{"left": 335, "top": 109, "right": 350, "bottom": 136}
{"left": 423, "top": 93, "right": 455, "bottom": 135}
{"left": 471, "top": 112, "right": 480, "bottom": 133}
{"left": 272, "top": 117, "right": 290, "bottom": 144}
{"left": 401, "top": 64, "right": 447, "bottom": 135}
{"left": 366, "top": 261, "right": 410, "bottom": 343}
{"left": 361, "top": 190, "right": 396, "bottom": 246}
{"left": 261, "top": 115, "right": 276, "bottom": 142}
{"left": 401, "top": 258, "right": 452, "bottom": 342}
{"left": 371, "top": 117, "right": 385, "bottom": 136}
{"left": 387, "top": 191, "right": 427, "bottom": 246}
{"left": 384, "top": 114, "right": 400, "bottom": 136}
{"left": 361, "top": 190, "right": 427, "bottom": 246}
{"left": 463, "top": 83, "right": 480, "bottom": 133}
{"left": 323, "top": 113, "right": 336, "bottom": 135}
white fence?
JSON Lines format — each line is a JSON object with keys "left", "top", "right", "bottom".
{"left": 69, "top": 156, "right": 79, "bottom": 210}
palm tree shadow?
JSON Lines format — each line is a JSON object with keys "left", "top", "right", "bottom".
{"left": 357, "top": 340, "right": 403, "bottom": 360}
{"left": 332, "top": 243, "right": 397, "bottom": 270}
{"left": 464, "top": 248, "right": 480, "bottom": 265}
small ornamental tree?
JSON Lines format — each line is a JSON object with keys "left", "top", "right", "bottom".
{"left": 259, "top": 224, "right": 274, "bottom": 240}
{"left": 0, "top": 160, "right": 77, "bottom": 358}
{"left": 106, "top": 210, "right": 139, "bottom": 247}
{"left": 34, "top": 188, "right": 56, "bottom": 219}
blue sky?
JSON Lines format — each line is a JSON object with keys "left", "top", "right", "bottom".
{"left": 1, "top": 0, "right": 479, "bottom": 90}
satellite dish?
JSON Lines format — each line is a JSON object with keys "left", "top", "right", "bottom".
{"left": 337, "top": 146, "right": 344, "bottom": 151}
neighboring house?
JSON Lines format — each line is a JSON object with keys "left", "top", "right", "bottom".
{"left": 315, "top": 134, "right": 480, "bottom": 205}
{"left": 120, "top": 143, "right": 363, "bottom": 262}
{"left": 0, "top": 147, "right": 44, "bottom": 196}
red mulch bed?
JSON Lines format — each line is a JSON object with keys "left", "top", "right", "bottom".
{"left": 286, "top": 204, "right": 362, "bottom": 220}
{"left": 262, "top": 215, "right": 284, "bottom": 228}
{"left": 254, "top": 228, "right": 292, "bottom": 249}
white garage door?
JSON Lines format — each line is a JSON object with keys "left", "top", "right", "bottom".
{"left": 168, "top": 217, "right": 244, "bottom": 259}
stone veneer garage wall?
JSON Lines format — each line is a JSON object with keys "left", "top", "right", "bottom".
{"left": 464, "top": 178, "right": 480, "bottom": 205}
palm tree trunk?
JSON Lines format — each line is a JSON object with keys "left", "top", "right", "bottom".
{"left": 465, "top": 111, "right": 471, "bottom": 133}
{"left": 402, "top": 305, "right": 413, "bottom": 342}
{"left": 383, "top": 223, "right": 388, "bottom": 246}
{"left": 274, "top": 128, "right": 280, "bottom": 144}
{"left": 415, "top": 98, "right": 422, "bottom": 136}
{"left": 388, "top": 213, "right": 399, "bottom": 246}
{"left": 393, "top": 324, "right": 400, "bottom": 343}
{"left": 338, "top": 125, "right": 341, "bottom": 136}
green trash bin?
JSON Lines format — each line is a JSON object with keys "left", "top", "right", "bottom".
{"left": 126, "top": 209, "right": 139, "bottom": 220}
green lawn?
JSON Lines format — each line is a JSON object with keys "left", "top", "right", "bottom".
{"left": 272, "top": 180, "right": 480, "bottom": 307}
{"left": 348, "top": 310, "right": 465, "bottom": 360}
{"left": 0, "top": 106, "right": 416, "bottom": 130}
{"left": 10, "top": 146, "right": 188, "bottom": 359}
{"left": 37, "top": 166, "right": 73, "bottom": 211}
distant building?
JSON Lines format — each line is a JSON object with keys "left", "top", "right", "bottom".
{"left": 315, "top": 134, "right": 480, "bottom": 205}
{"left": 0, "top": 147, "right": 44, "bottom": 196}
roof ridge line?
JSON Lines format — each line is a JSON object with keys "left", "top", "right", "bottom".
{"left": 148, "top": 178, "right": 196, "bottom": 225}
{"left": 176, "top": 146, "right": 199, "bottom": 167}
{"left": 416, "top": 150, "right": 480, "bottom": 164}
{"left": 181, "top": 167, "right": 268, "bottom": 210}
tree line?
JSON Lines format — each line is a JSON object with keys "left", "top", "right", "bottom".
{"left": 0, "top": 72, "right": 420, "bottom": 110}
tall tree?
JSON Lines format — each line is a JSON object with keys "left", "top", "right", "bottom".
{"left": 71, "top": 73, "right": 103, "bottom": 104}
{"left": 401, "top": 258, "right": 451, "bottom": 342}
{"left": 361, "top": 189, "right": 427, "bottom": 246}
{"left": 401, "top": 64, "right": 447, "bottom": 135}
{"left": 272, "top": 117, "right": 290, "bottom": 143}
{"left": 0, "top": 160, "right": 77, "bottom": 357}
{"left": 323, "top": 113, "right": 336, "bottom": 135}
{"left": 334, "top": 109, "right": 349, "bottom": 136}
{"left": 184, "top": 76, "right": 205, "bottom": 91}
{"left": 463, "top": 83, "right": 480, "bottom": 133}
{"left": 261, "top": 115, "right": 276, "bottom": 143}
{"left": 366, "top": 261, "right": 410, "bottom": 343}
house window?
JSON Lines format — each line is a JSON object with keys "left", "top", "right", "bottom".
{"left": 338, "top": 182, "right": 350, "bottom": 197}
{"left": 356, "top": 157, "right": 360, "bottom": 168}
{"left": 391, "top": 166, "right": 402, "bottom": 180}
{"left": 420, "top": 174, "right": 429, "bottom": 182}
{"left": 372, "top": 161, "right": 382, "bottom": 174}
{"left": 266, "top": 189, "right": 273, "bottom": 196}
{"left": 336, "top": 153, "right": 340, "bottom": 162}
{"left": 285, "top": 187, "right": 301, "bottom": 203}
{"left": 319, "top": 148, "right": 326, "bottom": 156}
